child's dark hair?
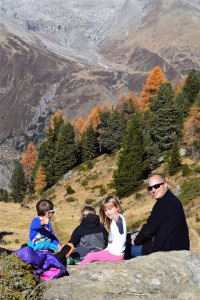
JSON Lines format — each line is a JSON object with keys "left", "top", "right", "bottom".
{"left": 36, "top": 199, "right": 54, "bottom": 216}
{"left": 99, "top": 195, "right": 122, "bottom": 229}
{"left": 80, "top": 206, "right": 96, "bottom": 221}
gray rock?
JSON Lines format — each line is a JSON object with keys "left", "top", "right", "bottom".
{"left": 43, "top": 251, "right": 200, "bottom": 300}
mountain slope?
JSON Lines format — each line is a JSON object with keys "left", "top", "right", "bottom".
{"left": 0, "top": 0, "right": 200, "bottom": 188}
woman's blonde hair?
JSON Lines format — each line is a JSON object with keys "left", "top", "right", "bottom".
{"left": 99, "top": 195, "right": 122, "bottom": 229}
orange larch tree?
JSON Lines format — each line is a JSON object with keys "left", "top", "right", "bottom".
{"left": 140, "top": 66, "right": 167, "bottom": 110}
{"left": 34, "top": 164, "right": 47, "bottom": 198}
{"left": 183, "top": 104, "right": 200, "bottom": 156}
{"left": 50, "top": 109, "right": 67, "bottom": 130}
{"left": 100, "top": 101, "right": 112, "bottom": 112}
{"left": 83, "top": 106, "right": 101, "bottom": 132}
{"left": 20, "top": 141, "right": 38, "bottom": 181}
{"left": 71, "top": 117, "right": 85, "bottom": 141}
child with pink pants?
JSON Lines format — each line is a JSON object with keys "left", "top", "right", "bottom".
{"left": 78, "top": 195, "right": 126, "bottom": 267}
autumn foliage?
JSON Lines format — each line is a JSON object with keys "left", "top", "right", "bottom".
{"left": 34, "top": 164, "right": 47, "bottom": 198}
{"left": 20, "top": 141, "right": 38, "bottom": 180}
{"left": 50, "top": 109, "right": 67, "bottom": 130}
{"left": 140, "top": 66, "right": 167, "bottom": 110}
{"left": 183, "top": 105, "right": 200, "bottom": 155}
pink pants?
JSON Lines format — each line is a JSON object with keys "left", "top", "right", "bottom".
{"left": 78, "top": 250, "right": 124, "bottom": 267}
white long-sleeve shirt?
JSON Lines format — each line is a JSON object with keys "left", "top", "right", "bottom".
{"left": 105, "top": 214, "right": 127, "bottom": 256}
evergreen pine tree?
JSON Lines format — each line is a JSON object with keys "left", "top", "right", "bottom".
{"left": 169, "top": 139, "right": 182, "bottom": 176}
{"left": 150, "top": 83, "right": 179, "bottom": 151}
{"left": 39, "top": 130, "right": 56, "bottom": 188}
{"left": 99, "top": 109, "right": 127, "bottom": 154}
{"left": 183, "top": 69, "right": 200, "bottom": 108}
{"left": 81, "top": 124, "right": 98, "bottom": 162}
{"left": 54, "top": 122, "right": 78, "bottom": 181}
{"left": 113, "top": 112, "right": 145, "bottom": 198}
{"left": 175, "top": 91, "right": 189, "bottom": 130}
{"left": 143, "top": 132, "right": 161, "bottom": 171}
{"left": 10, "top": 162, "right": 27, "bottom": 203}
{"left": 39, "top": 113, "right": 65, "bottom": 188}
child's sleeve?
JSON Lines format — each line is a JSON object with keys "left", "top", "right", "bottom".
{"left": 68, "top": 226, "right": 81, "bottom": 247}
{"left": 116, "top": 215, "right": 125, "bottom": 235}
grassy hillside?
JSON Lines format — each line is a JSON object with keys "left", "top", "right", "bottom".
{"left": 0, "top": 153, "right": 200, "bottom": 254}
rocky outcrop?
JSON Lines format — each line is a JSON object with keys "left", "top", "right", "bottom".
{"left": 43, "top": 251, "right": 200, "bottom": 300}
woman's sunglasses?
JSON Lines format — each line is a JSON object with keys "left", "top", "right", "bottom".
{"left": 147, "top": 182, "right": 165, "bottom": 191}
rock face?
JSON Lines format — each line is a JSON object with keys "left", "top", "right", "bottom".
{"left": 43, "top": 251, "right": 200, "bottom": 300}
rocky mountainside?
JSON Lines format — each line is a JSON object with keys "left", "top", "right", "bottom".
{"left": 0, "top": 0, "right": 200, "bottom": 188}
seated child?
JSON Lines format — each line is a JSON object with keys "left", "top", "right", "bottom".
{"left": 78, "top": 196, "right": 127, "bottom": 267}
{"left": 28, "top": 199, "right": 74, "bottom": 266}
{"left": 68, "top": 205, "right": 108, "bottom": 262}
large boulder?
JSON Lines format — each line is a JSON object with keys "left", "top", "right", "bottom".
{"left": 43, "top": 251, "right": 200, "bottom": 300}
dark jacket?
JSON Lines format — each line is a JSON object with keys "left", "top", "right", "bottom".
{"left": 134, "top": 189, "right": 190, "bottom": 255}
{"left": 68, "top": 214, "right": 108, "bottom": 252}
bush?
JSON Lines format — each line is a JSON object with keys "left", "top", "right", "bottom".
{"left": 179, "top": 177, "right": 200, "bottom": 205}
{"left": 195, "top": 213, "right": 200, "bottom": 222}
{"left": 99, "top": 186, "right": 106, "bottom": 196}
{"left": 66, "top": 185, "right": 75, "bottom": 194}
{"left": 0, "top": 253, "right": 44, "bottom": 299}
{"left": 65, "top": 197, "right": 76, "bottom": 203}
{"left": 81, "top": 179, "right": 88, "bottom": 187}
{"left": 135, "top": 192, "right": 143, "bottom": 200}
{"left": 194, "top": 166, "right": 200, "bottom": 173}
{"left": 182, "top": 164, "right": 192, "bottom": 177}
{"left": 86, "top": 160, "right": 94, "bottom": 169}
{"left": 85, "top": 199, "right": 95, "bottom": 205}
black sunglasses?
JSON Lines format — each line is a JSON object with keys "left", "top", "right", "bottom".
{"left": 147, "top": 182, "right": 165, "bottom": 191}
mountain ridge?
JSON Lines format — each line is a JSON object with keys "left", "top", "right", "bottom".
{"left": 0, "top": 0, "right": 200, "bottom": 188}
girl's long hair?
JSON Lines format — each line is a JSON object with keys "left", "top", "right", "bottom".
{"left": 99, "top": 195, "right": 122, "bottom": 230}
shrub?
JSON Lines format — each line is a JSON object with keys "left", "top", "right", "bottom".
{"left": 65, "top": 197, "right": 76, "bottom": 203}
{"left": 99, "top": 186, "right": 106, "bottom": 196}
{"left": 87, "top": 160, "right": 94, "bottom": 169}
{"left": 85, "top": 199, "right": 95, "bottom": 205}
{"left": 179, "top": 177, "right": 200, "bottom": 205}
{"left": 135, "top": 192, "right": 143, "bottom": 200}
{"left": 66, "top": 185, "right": 75, "bottom": 194}
{"left": 194, "top": 166, "right": 200, "bottom": 174}
{"left": 0, "top": 253, "right": 44, "bottom": 299}
{"left": 182, "top": 164, "right": 192, "bottom": 177}
{"left": 92, "top": 184, "right": 103, "bottom": 191}
{"left": 81, "top": 179, "right": 88, "bottom": 187}
{"left": 195, "top": 213, "right": 200, "bottom": 222}
{"left": 74, "top": 164, "right": 87, "bottom": 172}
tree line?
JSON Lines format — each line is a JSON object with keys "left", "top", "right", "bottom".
{"left": 2, "top": 67, "right": 199, "bottom": 203}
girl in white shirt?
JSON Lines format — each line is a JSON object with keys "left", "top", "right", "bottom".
{"left": 78, "top": 195, "right": 127, "bottom": 267}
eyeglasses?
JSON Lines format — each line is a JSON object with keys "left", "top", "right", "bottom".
{"left": 147, "top": 182, "right": 165, "bottom": 191}
{"left": 47, "top": 210, "right": 55, "bottom": 214}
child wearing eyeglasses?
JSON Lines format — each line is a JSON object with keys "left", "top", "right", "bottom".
{"left": 28, "top": 199, "right": 62, "bottom": 252}
{"left": 68, "top": 205, "right": 108, "bottom": 263}
{"left": 28, "top": 199, "right": 74, "bottom": 266}
{"left": 77, "top": 196, "right": 127, "bottom": 267}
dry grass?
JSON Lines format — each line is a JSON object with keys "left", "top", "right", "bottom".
{"left": 0, "top": 154, "right": 200, "bottom": 254}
